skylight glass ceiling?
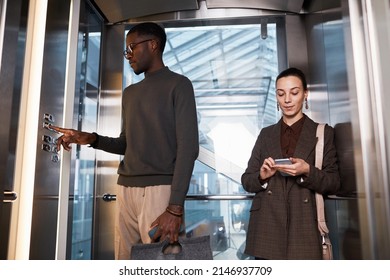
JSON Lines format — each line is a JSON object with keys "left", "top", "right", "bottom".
{"left": 125, "top": 23, "right": 279, "bottom": 129}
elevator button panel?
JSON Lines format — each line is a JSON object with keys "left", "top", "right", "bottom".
{"left": 41, "top": 113, "right": 60, "bottom": 163}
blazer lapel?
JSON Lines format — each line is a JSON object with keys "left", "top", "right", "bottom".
{"left": 294, "top": 117, "right": 318, "bottom": 161}
{"left": 286, "top": 117, "right": 318, "bottom": 193}
{"left": 264, "top": 118, "right": 284, "bottom": 159}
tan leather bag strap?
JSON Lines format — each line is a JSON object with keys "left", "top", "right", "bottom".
{"left": 315, "top": 124, "right": 329, "bottom": 235}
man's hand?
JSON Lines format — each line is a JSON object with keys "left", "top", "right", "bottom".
{"left": 50, "top": 125, "right": 96, "bottom": 151}
{"left": 150, "top": 205, "right": 183, "bottom": 243}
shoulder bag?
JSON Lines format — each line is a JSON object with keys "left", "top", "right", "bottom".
{"left": 315, "top": 123, "right": 333, "bottom": 260}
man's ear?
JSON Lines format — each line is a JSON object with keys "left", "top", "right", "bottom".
{"left": 151, "top": 40, "right": 158, "bottom": 51}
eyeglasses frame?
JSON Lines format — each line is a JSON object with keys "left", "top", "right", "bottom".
{"left": 123, "top": 39, "right": 154, "bottom": 57}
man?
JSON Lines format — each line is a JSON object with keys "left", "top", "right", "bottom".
{"left": 52, "top": 22, "right": 199, "bottom": 259}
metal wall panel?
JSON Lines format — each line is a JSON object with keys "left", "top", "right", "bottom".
{"left": 92, "top": 0, "right": 198, "bottom": 23}
{"left": 344, "top": 0, "right": 390, "bottom": 259}
{"left": 0, "top": 0, "right": 27, "bottom": 259}
{"left": 92, "top": 24, "right": 124, "bottom": 260}
{"left": 207, "top": 0, "right": 304, "bottom": 13}
{"left": 29, "top": 0, "right": 71, "bottom": 259}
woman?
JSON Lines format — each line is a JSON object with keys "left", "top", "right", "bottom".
{"left": 241, "top": 67, "right": 340, "bottom": 259}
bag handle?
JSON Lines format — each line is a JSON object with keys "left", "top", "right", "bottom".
{"left": 315, "top": 124, "right": 329, "bottom": 235}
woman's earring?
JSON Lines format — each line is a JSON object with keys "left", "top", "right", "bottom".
{"left": 305, "top": 98, "right": 309, "bottom": 110}
{"left": 277, "top": 103, "right": 280, "bottom": 111}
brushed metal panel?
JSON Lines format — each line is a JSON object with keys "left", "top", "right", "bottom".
{"left": 345, "top": 0, "right": 390, "bottom": 259}
{"left": 0, "top": 0, "right": 27, "bottom": 260}
{"left": 34, "top": 2, "right": 70, "bottom": 197}
{"left": 207, "top": 0, "right": 305, "bottom": 13}
{"left": 29, "top": 198, "right": 59, "bottom": 259}
{"left": 93, "top": 0, "right": 198, "bottom": 23}
{"left": 284, "top": 15, "right": 309, "bottom": 75}
{"left": 302, "top": 0, "right": 341, "bottom": 13}
{"left": 92, "top": 24, "right": 124, "bottom": 260}
{"left": 29, "top": 0, "right": 71, "bottom": 259}
{"left": 0, "top": 0, "right": 24, "bottom": 191}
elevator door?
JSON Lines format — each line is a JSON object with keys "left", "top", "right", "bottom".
{"left": 0, "top": 0, "right": 27, "bottom": 259}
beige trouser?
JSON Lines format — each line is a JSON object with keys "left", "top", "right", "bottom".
{"left": 115, "top": 184, "right": 171, "bottom": 260}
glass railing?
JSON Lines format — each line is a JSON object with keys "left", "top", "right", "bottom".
{"left": 186, "top": 158, "right": 253, "bottom": 260}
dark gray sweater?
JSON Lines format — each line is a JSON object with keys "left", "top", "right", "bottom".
{"left": 94, "top": 67, "right": 199, "bottom": 206}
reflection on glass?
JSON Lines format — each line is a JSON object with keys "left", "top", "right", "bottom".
{"left": 185, "top": 199, "right": 252, "bottom": 260}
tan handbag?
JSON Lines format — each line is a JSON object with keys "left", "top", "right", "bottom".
{"left": 315, "top": 124, "right": 333, "bottom": 260}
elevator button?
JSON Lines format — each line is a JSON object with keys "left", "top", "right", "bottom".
{"left": 42, "top": 134, "right": 54, "bottom": 144}
{"left": 43, "top": 113, "right": 55, "bottom": 123}
{"left": 43, "top": 122, "right": 51, "bottom": 130}
{"left": 51, "top": 154, "right": 60, "bottom": 163}
{"left": 42, "top": 143, "right": 53, "bottom": 152}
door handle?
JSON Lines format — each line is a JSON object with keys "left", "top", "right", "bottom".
{"left": 3, "top": 191, "right": 18, "bottom": 202}
{"left": 102, "top": 193, "right": 116, "bottom": 202}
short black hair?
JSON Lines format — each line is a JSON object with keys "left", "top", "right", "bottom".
{"left": 127, "top": 22, "right": 166, "bottom": 52}
{"left": 276, "top": 67, "right": 308, "bottom": 91}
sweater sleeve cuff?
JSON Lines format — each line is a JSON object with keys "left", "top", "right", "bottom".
{"left": 88, "top": 132, "right": 99, "bottom": 148}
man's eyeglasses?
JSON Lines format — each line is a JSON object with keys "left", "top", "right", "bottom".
{"left": 123, "top": 39, "right": 153, "bottom": 57}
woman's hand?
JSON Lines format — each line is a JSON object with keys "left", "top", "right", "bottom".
{"left": 260, "top": 157, "right": 278, "bottom": 180}
{"left": 273, "top": 157, "right": 310, "bottom": 177}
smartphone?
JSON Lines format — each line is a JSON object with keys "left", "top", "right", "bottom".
{"left": 274, "top": 158, "right": 292, "bottom": 165}
{"left": 274, "top": 158, "right": 292, "bottom": 176}
{"left": 148, "top": 224, "right": 185, "bottom": 240}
